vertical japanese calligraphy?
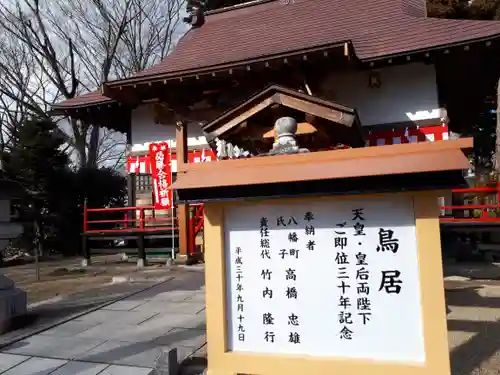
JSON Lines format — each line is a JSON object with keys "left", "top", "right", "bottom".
{"left": 352, "top": 208, "right": 371, "bottom": 329}
{"left": 149, "top": 142, "right": 172, "bottom": 209}
{"left": 234, "top": 246, "right": 246, "bottom": 342}
{"left": 260, "top": 216, "right": 275, "bottom": 343}
{"left": 282, "top": 214, "right": 301, "bottom": 346}
{"left": 334, "top": 218, "right": 353, "bottom": 340}
{"left": 376, "top": 228, "right": 403, "bottom": 294}
{"left": 225, "top": 196, "right": 425, "bottom": 363}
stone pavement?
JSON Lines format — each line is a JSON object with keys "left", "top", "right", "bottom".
{"left": 6, "top": 262, "right": 500, "bottom": 375}
{"left": 0, "top": 270, "right": 206, "bottom": 375}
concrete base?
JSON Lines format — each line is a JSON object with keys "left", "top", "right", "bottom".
{"left": 81, "top": 258, "right": 91, "bottom": 267}
{"left": 0, "top": 274, "right": 27, "bottom": 334}
{"left": 136, "top": 258, "right": 147, "bottom": 268}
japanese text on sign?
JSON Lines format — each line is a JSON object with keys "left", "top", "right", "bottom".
{"left": 225, "top": 197, "right": 425, "bottom": 363}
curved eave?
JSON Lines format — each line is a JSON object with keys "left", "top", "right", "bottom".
{"left": 364, "top": 33, "right": 500, "bottom": 63}
{"left": 49, "top": 99, "right": 117, "bottom": 116}
{"left": 49, "top": 101, "right": 130, "bottom": 134}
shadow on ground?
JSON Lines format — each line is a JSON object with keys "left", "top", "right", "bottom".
{"left": 2, "top": 270, "right": 206, "bottom": 373}
{"left": 446, "top": 263, "right": 500, "bottom": 375}
{"left": 0, "top": 280, "right": 161, "bottom": 348}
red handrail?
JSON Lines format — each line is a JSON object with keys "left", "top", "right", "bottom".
{"left": 83, "top": 199, "right": 88, "bottom": 232}
{"left": 450, "top": 187, "right": 497, "bottom": 193}
{"left": 440, "top": 183, "right": 500, "bottom": 223}
{"left": 188, "top": 204, "right": 204, "bottom": 256}
{"left": 83, "top": 202, "right": 206, "bottom": 256}
{"left": 84, "top": 205, "right": 177, "bottom": 232}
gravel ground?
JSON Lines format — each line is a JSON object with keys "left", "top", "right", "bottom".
{"left": 2, "top": 255, "right": 166, "bottom": 304}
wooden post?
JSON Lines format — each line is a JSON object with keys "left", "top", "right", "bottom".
{"left": 81, "top": 235, "right": 90, "bottom": 267}
{"left": 81, "top": 199, "right": 91, "bottom": 267}
{"left": 137, "top": 234, "right": 146, "bottom": 267}
{"left": 176, "top": 121, "right": 190, "bottom": 261}
{"left": 125, "top": 112, "right": 136, "bottom": 223}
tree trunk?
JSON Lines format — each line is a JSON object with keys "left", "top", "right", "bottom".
{"left": 86, "top": 125, "right": 100, "bottom": 168}
{"left": 33, "top": 219, "right": 44, "bottom": 260}
{"left": 70, "top": 118, "right": 87, "bottom": 168}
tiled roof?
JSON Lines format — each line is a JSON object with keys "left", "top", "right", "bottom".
{"left": 51, "top": 91, "right": 114, "bottom": 110}
{"left": 126, "top": 0, "right": 500, "bottom": 79}
{"left": 54, "top": 0, "right": 500, "bottom": 109}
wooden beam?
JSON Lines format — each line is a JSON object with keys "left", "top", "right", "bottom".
{"left": 176, "top": 120, "right": 188, "bottom": 167}
{"left": 101, "top": 83, "right": 141, "bottom": 105}
{"left": 276, "top": 93, "right": 354, "bottom": 126}
{"left": 176, "top": 121, "right": 190, "bottom": 260}
{"left": 125, "top": 111, "right": 136, "bottom": 221}
{"left": 162, "top": 101, "right": 222, "bottom": 125}
{"left": 211, "top": 97, "right": 274, "bottom": 138}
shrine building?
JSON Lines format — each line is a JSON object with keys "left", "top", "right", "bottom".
{"left": 51, "top": 0, "right": 500, "bottom": 263}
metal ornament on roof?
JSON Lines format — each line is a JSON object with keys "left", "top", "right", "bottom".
{"left": 183, "top": 0, "right": 206, "bottom": 27}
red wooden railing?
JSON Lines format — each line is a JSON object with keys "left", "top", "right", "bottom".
{"left": 83, "top": 202, "right": 204, "bottom": 256}
{"left": 440, "top": 184, "right": 500, "bottom": 223}
{"left": 83, "top": 204, "right": 178, "bottom": 233}
{"left": 189, "top": 204, "right": 204, "bottom": 256}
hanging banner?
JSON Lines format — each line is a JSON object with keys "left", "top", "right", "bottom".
{"left": 149, "top": 142, "right": 172, "bottom": 209}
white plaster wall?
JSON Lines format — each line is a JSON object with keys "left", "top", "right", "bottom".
{"left": 130, "top": 103, "right": 208, "bottom": 152}
{"left": 322, "top": 63, "right": 440, "bottom": 126}
{"left": 130, "top": 63, "right": 440, "bottom": 151}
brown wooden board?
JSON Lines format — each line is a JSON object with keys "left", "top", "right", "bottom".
{"left": 173, "top": 138, "right": 472, "bottom": 203}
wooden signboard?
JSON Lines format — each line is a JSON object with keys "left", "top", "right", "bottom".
{"left": 173, "top": 138, "right": 472, "bottom": 375}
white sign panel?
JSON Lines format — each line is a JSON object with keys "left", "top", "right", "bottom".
{"left": 225, "top": 196, "right": 425, "bottom": 363}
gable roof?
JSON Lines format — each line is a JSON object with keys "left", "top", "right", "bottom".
{"left": 202, "top": 84, "right": 364, "bottom": 146}
{"left": 53, "top": 0, "right": 500, "bottom": 110}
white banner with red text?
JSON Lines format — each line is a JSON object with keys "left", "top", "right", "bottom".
{"left": 149, "top": 142, "right": 173, "bottom": 209}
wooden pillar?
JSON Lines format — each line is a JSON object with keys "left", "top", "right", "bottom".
{"left": 81, "top": 199, "right": 91, "bottom": 267}
{"left": 127, "top": 175, "right": 136, "bottom": 220}
{"left": 81, "top": 235, "right": 90, "bottom": 267}
{"left": 125, "top": 111, "right": 136, "bottom": 222}
{"left": 137, "top": 234, "right": 146, "bottom": 267}
{"left": 176, "top": 121, "right": 190, "bottom": 260}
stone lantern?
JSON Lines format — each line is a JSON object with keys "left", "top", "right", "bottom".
{"left": 0, "top": 178, "right": 26, "bottom": 333}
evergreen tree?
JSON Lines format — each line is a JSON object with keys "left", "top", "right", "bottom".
{"left": 427, "top": 0, "right": 500, "bottom": 177}
{"left": 0, "top": 118, "right": 69, "bottom": 255}
{"left": 52, "top": 166, "right": 126, "bottom": 255}
{"left": 427, "top": 0, "right": 500, "bottom": 19}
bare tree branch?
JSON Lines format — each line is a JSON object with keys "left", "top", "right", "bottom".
{"left": 0, "top": 0, "right": 185, "bottom": 169}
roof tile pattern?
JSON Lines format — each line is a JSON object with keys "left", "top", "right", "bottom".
{"left": 132, "top": 0, "right": 500, "bottom": 78}
{"left": 54, "top": 0, "right": 500, "bottom": 108}
{"left": 51, "top": 90, "right": 113, "bottom": 109}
